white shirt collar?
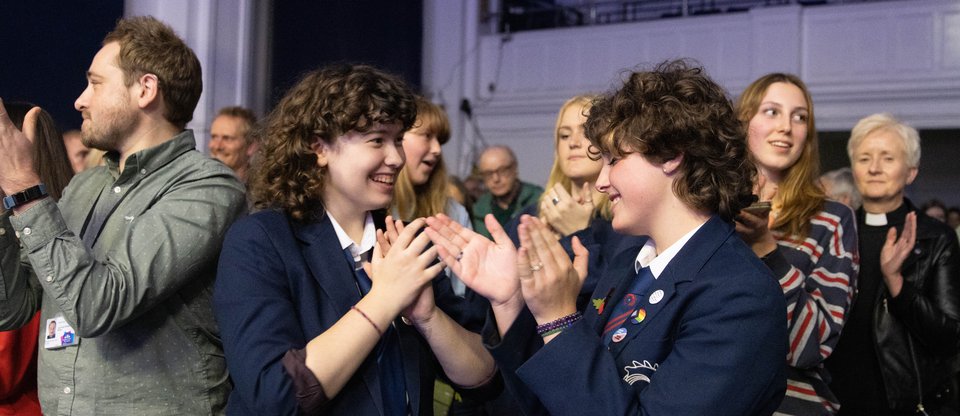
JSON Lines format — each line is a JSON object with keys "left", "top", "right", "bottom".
{"left": 327, "top": 211, "right": 377, "bottom": 265}
{"left": 634, "top": 221, "right": 707, "bottom": 278}
{"left": 865, "top": 212, "right": 888, "bottom": 226}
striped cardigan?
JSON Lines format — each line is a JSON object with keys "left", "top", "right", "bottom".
{"left": 765, "top": 200, "right": 859, "bottom": 415}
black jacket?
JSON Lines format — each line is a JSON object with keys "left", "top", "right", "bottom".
{"left": 870, "top": 200, "right": 960, "bottom": 412}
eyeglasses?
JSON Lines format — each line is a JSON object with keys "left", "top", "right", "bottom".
{"left": 478, "top": 164, "right": 516, "bottom": 180}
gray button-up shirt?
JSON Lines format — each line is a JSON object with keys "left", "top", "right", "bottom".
{"left": 0, "top": 131, "right": 246, "bottom": 415}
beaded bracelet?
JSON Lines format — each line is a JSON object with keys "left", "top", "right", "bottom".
{"left": 536, "top": 311, "right": 582, "bottom": 338}
{"left": 351, "top": 306, "right": 383, "bottom": 335}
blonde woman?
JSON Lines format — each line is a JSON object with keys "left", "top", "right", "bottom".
{"left": 534, "top": 95, "right": 611, "bottom": 236}
{"left": 505, "top": 95, "right": 639, "bottom": 301}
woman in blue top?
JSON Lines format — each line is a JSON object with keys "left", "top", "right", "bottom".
{"left": 427, "top": 60, "right": 788, "bottom": 415}
{"left": 214, "top": 64, "right": 496, "bottom": 415}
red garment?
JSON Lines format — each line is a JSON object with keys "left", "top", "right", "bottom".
{"left": 0, "top": 311, "right": 41, "bottom": 416}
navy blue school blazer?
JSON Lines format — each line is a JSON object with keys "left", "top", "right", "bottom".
{"left": 485, "top": 215, "right": 788, "bottom": 415}
{"left": 214, "top": 209, "right": 491, "bottom": 416}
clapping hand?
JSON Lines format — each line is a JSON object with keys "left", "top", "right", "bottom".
{"left": 516, "top": 215, "right": 588, "bottom": 330}
{"left": 367, "top": 218, "right": 444, "bottom": 318}
{"left": 539, "top": 182, "right": 595, "bottom": 237}
{"left": 425, "top": 213, "right": 525, "bottom": 328}
{"left": 880, "top": 212, "right": 916, "bottom": 297}
{"left": 0, "top": 99, "right": 42, "bottom": 195}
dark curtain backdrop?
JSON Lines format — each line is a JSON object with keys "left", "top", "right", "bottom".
{"left": 0, "top": 1, "right": 124, "bottom": 131}
{"left": 270, "top": 0, "right": 423, "bottom": 106}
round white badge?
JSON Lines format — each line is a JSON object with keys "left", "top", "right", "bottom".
{"left": 649, "top": 289, "right": 664, "bottom": 304}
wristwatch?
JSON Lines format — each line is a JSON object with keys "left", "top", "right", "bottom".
{"left": 2, "top": 184, "right": 48, "bottom": 210}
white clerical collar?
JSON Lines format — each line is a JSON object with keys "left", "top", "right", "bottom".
{"left": 328, "top": 211, "right": 377, "bottom": 264}
{"left": 634, "top": 221, "right": 707, "bottom": 279}
{"left": 865, "top": 212, "right": 888, "bottom": 226}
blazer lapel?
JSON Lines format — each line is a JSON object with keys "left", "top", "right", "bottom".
{"left": 292, "top": 215, "right": 386, "bottom": 413}
{"left": 609, "top": 216, "right": 730, "bottom": 354}
{"left": 586, "top": 247, "right": 646, "bottom": 334}
{"left": 293, "top": 216, "right": 363, "bottom": 311}
{"left": 608, "top": 274, "right": 680, "bottom": 356}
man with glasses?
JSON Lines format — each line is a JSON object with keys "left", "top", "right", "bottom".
{"left": 471, "top": 145, "right": 542, "bottom": 238}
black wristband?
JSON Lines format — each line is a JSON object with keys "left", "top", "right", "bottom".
{"left": 2, "top": 184, "right": 48, "bottom": 210}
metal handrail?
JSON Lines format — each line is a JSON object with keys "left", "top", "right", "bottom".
{"left": 495, "top": 0, "right": 904, "bottom": 33}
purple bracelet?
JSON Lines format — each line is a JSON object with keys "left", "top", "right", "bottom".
{"left": 536, "top": 311, "right": 583, "bottom": 337}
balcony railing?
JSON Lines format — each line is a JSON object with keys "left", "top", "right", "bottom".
{"left": 493, "top": 0, "right": 905, "bottom": 33}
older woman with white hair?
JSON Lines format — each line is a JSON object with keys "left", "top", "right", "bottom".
{"left": 825, "top": 113, "right": 960, "bottom": 416}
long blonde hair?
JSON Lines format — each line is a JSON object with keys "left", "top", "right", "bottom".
{"left": 736, "top": 73, "right": 825, "bottom": 240}
{"left": 393, "top": 97, "right": 452, "bottom": 220}
{"left": 539, "top": 95, "right": 611, "bottom": 221}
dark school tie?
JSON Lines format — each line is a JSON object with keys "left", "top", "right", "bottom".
{"left": 344, "top": 248, "right": 408, "bottom": 415}
{"left": 602, "top": 266, "right": 655, "bottom": 346}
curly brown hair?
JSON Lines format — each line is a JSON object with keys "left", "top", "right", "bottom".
{"left": 249, "top": 64, "right": 417, "bottom": 222}
{"left": 584, "top": 59, "right": 755, "bottom": 222}
{"left": 104, "top": 16, "right": 202, "bottom": 129}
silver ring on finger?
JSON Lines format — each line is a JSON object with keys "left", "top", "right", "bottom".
{"left": 530, "top": 262, "right": 544, "bottom": 272}
{"left": 551, "top": 196, "right": 560, "bottom": 205}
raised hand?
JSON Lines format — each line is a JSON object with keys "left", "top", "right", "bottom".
{"left": 517, "top": 215, "right": 589, "bottom": 326}
{"left": 376, "top": 216, "right": 442, "bottom": 324}
{"left": 880, "top": 212, "right": 916, "bottom": 297}
{"left": 539, "top": 182, "right": 595, "bottom": 237}
{"left": 0, "top": 99, "right": 42, "bottom": 195}
{"left": 375, "top": 215, "right": 406, "bottom": 255}
{"left": 425, "top": 213, "right": 522, "bottom": 308}
{"left": 736, "top": 171, "right": 778, "bottom": 257}
{"left": 755, "top": 171, "right": 778, "bottom": 203}
{"left": 735, "top": 208, "right": 778, "bottom": 258}
{"left": 367, "top": 218, "right": 444, "bottom": 317}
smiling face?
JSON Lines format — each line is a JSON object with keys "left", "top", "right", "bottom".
{"left": 851, "top": 128, "right": 917, "bottom": 213}
{"left": 556, "top": 103, "right": 601, "bottom": 182}
{"left": 746, "top": 82, "right": 810, "bottom": 183}
{"left": 401, "top": 125, "right": 442, "bottom": 186}
{"left": 74, "top": 42, "right": 140, "bottom": 152}
{"left": 595, "top": 151, "right": 673, "bottom": 236}
{"left": 209, "top": 115, "right": 255, "bottom": 173}
{"left": 315, "top": 122, "right": 405, "bottom": 217}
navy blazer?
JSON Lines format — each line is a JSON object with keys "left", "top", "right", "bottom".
{"left": 214, "top": 210, "right": 489, "bottom": 415}
{"left": 458, "top": 204, "right": 645, "bottom": 414}
{"left": 486, "top": 216, "right": 788, "bottom": 415}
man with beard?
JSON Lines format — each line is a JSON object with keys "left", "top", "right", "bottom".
{"left": 0, "top": 16, "right": 245, "bottom": 415}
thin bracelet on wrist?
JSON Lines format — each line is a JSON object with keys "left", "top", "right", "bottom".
{"left": 351, "top": 306, "right": 383, "bottom": 335}
{"left": 536, "top": 311, "right": 582, "bottom": 338}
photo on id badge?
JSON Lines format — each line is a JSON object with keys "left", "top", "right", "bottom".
{"left": 44, "top": 316, "right": 78, "bottom": 349}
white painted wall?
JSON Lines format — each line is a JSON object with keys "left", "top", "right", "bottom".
{"left": 124, "top": 0, "right": 269, "bottom": 153}
{"left": 423, "top": 0, "right": 960, "bottom": 187}
{"left": 121, "top": 0, "right": 959, "bottom": 196}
